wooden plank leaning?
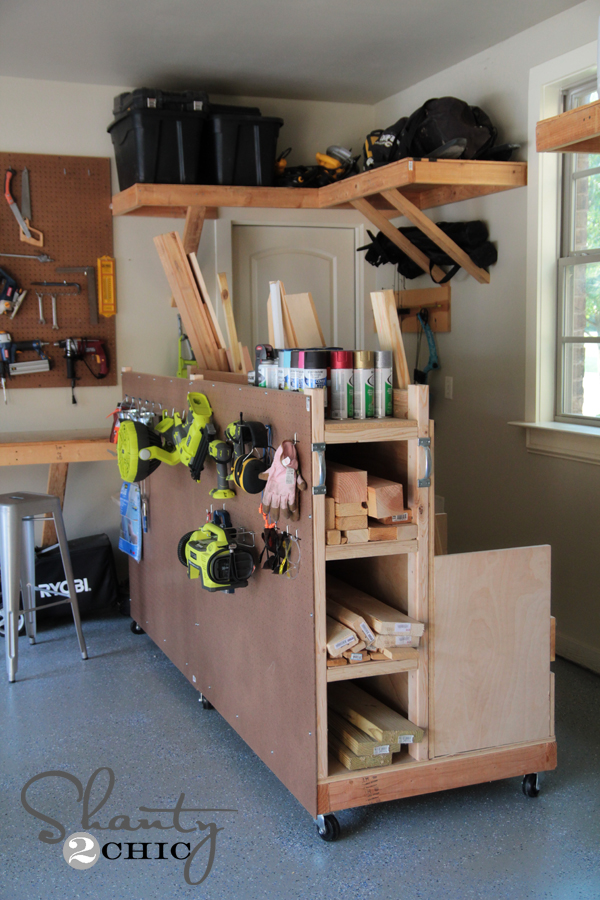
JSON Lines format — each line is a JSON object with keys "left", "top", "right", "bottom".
{"left": 217, "top": 272, "right": 244, "bottom": 373}
{"left": 169, "top": 206, "right": 207, "bottom": 307}
{"left": 371, "top": 289, "right": 411, "bottom": 388}
{"left": 154, "top": 232, "right": 217, "bottom": 370}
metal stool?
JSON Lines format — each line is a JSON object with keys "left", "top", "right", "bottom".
{"left": 0, "top": 492, "right": 88, "bottom": 682}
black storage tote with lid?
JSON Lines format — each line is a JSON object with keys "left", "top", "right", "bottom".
{"left": 108, "top": 88, "right": 209, "bottom": 191}
{"left": 203, "top": 106, "right": 284, "bottom": 187}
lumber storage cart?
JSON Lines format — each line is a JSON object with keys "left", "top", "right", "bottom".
{"left": 125, "top": 372, "right": 557, "bottom": 837}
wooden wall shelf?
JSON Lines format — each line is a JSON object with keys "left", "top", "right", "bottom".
{"left": 112, "top": 159, "right": 526, "bottom": 287}
{"left": 537, "top": 98, "right": 600, "bottom": 153}
{"left": 112, "top": 159, "right": 527, "bottom": 218}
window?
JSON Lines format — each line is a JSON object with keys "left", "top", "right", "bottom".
{"left": 557, "top": 79, "right": 600, "bottom": 425}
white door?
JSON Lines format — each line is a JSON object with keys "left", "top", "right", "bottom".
{"left": 232, "top": 225, "right": 356, "bottom": 350}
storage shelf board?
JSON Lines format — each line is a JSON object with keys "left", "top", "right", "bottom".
{"left": 536, "top": 99, "right": 600, "bottom": 153}
{"left": 326, "top": 658, "right": 419, "bottom": 681}
{"left": 112, "top": 160, "right": 527, "bottom": 218}
{"left": 325, "top": 539, "right": 417, "bottom": 561}
{"left": 324, "top": 418, "right": 418, "bottom": 444}
{"left": 0, "top": 429, "right": 114, "bottom": 465}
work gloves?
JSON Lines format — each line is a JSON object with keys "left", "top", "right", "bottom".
{"left": 259, "top": 440, "right": 306, "bottom": 521}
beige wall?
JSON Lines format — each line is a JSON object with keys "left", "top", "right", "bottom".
{"left": 371, "top": 0, "right": 600, "bottom": 671}
{"left": 0, "top": 76, "right": 372, "bottom": 570}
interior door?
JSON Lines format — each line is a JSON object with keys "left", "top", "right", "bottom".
{"left": 232, "top": 224, "right": 356, "bottom": 349}
{"left": 432, "top": 546, "right": 552, "bottom": 758}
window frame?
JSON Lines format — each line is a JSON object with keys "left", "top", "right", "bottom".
{"left": 555, "top": 78, "right": 600, "bottom": 428}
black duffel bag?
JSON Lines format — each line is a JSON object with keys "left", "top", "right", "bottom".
{"left": 363, "top": 97, "right": 518, "bottom": 170}
{"left": 358, "top": 220, "right": 497, "bottom": 283}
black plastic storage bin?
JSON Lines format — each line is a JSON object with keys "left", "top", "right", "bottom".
{"left": 108, "top": 88, "right": 208, "bottom": 191}
{"left": 204, "top": 110, "right": 284, "bottom": 186}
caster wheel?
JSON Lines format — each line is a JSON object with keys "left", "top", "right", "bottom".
{"left": 522, "top": 773, "right": 540, "bottom": 798}
{"left": 316, "top": 814, "right": 341, "bottom": 842}
{"left": 130, "top": 621, "right": 145, "bottom": 635}
{"left": 200, "top": 695, "right": 214, "bottom": 710}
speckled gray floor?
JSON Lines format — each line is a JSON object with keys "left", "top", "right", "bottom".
{"left": 1, "top": 612, "right": 599, "bottom": 899}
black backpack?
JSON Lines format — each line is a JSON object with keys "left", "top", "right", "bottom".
{"left": 358, "top": 221, "right": 497, "bottom": 283}
{"left": 364, "top": 97, "right": 517, "bottom": 169}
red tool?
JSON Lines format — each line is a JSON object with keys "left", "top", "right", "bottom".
{"left": 54, "top": 337, "right": 108, "bottom": 404}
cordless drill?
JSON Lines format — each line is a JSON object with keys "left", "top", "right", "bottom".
{"left": 54, "top": 338, "right": 108, "bottom": 404}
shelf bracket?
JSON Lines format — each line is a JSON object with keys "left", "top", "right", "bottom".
{"left": 351, "top": 195, "right": 448, "bottom": 283}
{"left": 380, "top": 188, "right": 490, "bottom": 285}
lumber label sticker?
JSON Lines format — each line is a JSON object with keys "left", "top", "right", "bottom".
{"left": 395, "top": 635, "right": 412, "bottom": 646}
{"left": 334, "top": 635, "right": 357, "bottom": 651}
{"left": 399, "top": 735, "right": 414, "bottom": 744}
{"left": 359, "top": 622, "right": 376, "bottom": 642}
{"left": 373, "top": 745, "right": 390, "bottom": 756}
{"left": 394, "top": 623, "right": 411, "bottom": 633}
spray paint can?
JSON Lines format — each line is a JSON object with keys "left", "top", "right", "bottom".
{"left": 353, "top": 351, "right": 374, "bottom": 419}
{"left": 303, "top": 349, "right": 329, "bottom": 405}
{"left": 255, "top": 343, "right": 274, "bottom": 387}
{"left": 279, "top": 349, "right": 292, "bottom": 390}
{"left": 330, "top": 350, "right": 354, "bottom": 419}
{"left": 290, "top": 350, "right": 305, "bottom": 392}
{"left": 374, "top": 350, "right": 393, "bottom": 417}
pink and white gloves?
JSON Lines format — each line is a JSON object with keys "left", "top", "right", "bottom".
{"left": 259, "top": 440, "right": 307, "bottom": 521}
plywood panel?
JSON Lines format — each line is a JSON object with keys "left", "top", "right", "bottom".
{"left": 125, "top": 373, "right": 317, "bottom": 816}
{"left": 433, "top": 546, "right": 552, "bottom": 758}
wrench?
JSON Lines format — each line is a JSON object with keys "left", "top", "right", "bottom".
{"left": 51, "top": 294, "right": 58, "bottom": 330}
{"left": 37, "top": 292, "right": 45, "bottom": 326}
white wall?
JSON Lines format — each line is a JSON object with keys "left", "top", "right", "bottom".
{"left": 371, "top": 0, "right": 600, "bottom": 671}
{"left": 0, "top": 75, "right": 373, "bottom": 575}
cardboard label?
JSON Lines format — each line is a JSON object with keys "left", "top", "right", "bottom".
{"left": 394, "top": 623, "right": 411, "bottom": 633}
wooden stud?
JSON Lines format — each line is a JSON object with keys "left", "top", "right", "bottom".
{"left": 328, "top": 681, "right": 424, "bottom": 743}
{"left": 170, "top": 206, "right": 207, "bottom": 307}
{"left": 326, "top": 596, "right": 376, "bottom": 644}
{"left": 325, "top": 461, "right": 368, "bottom": 504}
{"left": 188, "top": 253, "right": 227, "bottom": 350}
{"left": 371, "top": 290, "right": 411, "bottom": 389}
{"left": 329, "top": 734, "right": 392, "bottom": 771}
{"left": 325, "top": 497, "right": 335, "bottom": 531}
{"left": 343, "top": 529, "right": 370, "bottom": 544}
{"left": 381, "top": 188, "right": 491, "bottom": 284}
{"left": 327, "top": 576, "right": 424, "bottom": 636}
{"left": 367, "top": 476, "right": 404, "bottom": 520}
{"left": 40, "top": 462, "right": 69, "bottom": 548}
{"left": 326, "top": 616, "right": 359, "bottom": 657}
{"left": 335, "top": 514, "right": 368, "bottom": 531}
{"left": 368, "top": 521, "right": 399, "bottom": 542}
{"left": 536, "top": 98, "right": 600, "bottom": 153}
{"left": 335, "top": 501, "right": 368, "bottom": 517}
{"left": 326, "top": 529, "right": 341, "bottom": 545}
{"left": 217, "top": 272, "right": 243, "bottom": 373}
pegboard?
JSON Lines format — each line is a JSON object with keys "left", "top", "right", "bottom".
{"left": 124, "top": 373, "right": 319, "bottom": 816}
{"left": 0, "top": 152, "right": 115, "bottom": 390}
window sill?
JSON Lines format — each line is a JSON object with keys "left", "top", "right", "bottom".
{"left": 509, "top": 420, "right": 600, "bottom": 465}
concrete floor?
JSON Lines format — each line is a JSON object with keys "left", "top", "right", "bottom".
{"left": 1, "top": 612, "right": 599, "bottom": 900}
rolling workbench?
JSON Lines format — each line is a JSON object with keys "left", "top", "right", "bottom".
{"left": 124, "top": 371, "right": 556, "bottom": 838}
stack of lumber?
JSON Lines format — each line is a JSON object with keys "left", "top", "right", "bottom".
{"left": 328, "top": 683, "right": 424, "bottom": 770}
{"left": 154, "top": 231, "right": 252, "bottom": 376}
{"left": 325, "top": 577, "right": 424, "bottom": 666}
{"left": 325, "top": 462, "right": 415, "bottom": 546}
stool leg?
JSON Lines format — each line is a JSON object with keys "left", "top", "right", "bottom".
{"left": 51, "top": 506, "right": 88, "bottom": 660}
{"left": 0, "top": 506, "right": 22, "bottom": 682}
{"left": 21, "top": 517, "right": 37, "bottom": 645}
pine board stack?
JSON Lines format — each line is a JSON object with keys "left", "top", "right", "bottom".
{"left": 327, "top": 576, "right": 424, "bottom": 647}
{"left": 325, "top": 468, "right": 414, "bottom": 546}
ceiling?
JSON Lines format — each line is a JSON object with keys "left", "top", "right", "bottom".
{"left": 0, "top": 0, "right": 585, "bottom": 104}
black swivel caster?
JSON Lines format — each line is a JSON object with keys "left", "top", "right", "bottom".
{"left": 316, "top": 814, "right": 341, "bottom": 842}
{"left": 522, "top": 773, "right": 540, "bottom": 797}
{"left": 130, "top": 621, "right": 145, "bottom": 635}
{"left": 200, "top": 694, "right": 214, "bottom": 710}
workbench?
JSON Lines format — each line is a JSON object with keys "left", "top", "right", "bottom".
{"left": 0, "top": 429, "right": 114, "bottom": 546}
{"left": 124, "top": 372, "right": 556, "bottom": 837}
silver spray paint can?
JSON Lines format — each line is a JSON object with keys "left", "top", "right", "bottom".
{"left": 374, "top": 350, "right": 393, "bottom": 417}
{"left": 353, "top": 351, "right": 374, "bottom": 419}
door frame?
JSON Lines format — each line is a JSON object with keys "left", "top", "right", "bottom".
{"left": 212, "top": 208, "right": 370, "bottom": 349}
